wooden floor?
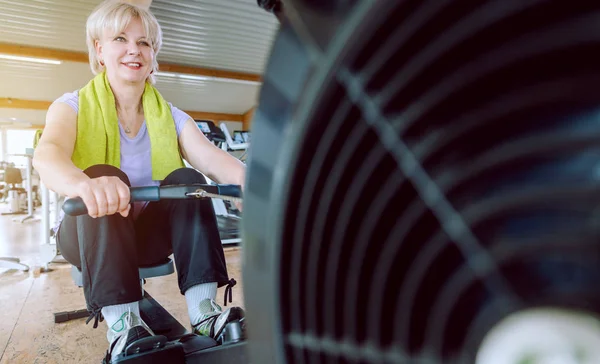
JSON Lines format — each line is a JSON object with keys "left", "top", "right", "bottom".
{"left": 0, "top": 203, "right": 244, "bottom": 363}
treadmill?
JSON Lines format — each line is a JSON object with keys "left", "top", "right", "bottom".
{"left": 195, "top": 120, "right": 242, "bottom": 246}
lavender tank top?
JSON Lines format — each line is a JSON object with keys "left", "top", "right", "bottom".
{"left": 53, "top": 90, "right": 191, "bottom": 228}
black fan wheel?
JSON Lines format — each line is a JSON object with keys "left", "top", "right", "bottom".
{"left": 243, "top": 1, "right": 600, "bottom": 363}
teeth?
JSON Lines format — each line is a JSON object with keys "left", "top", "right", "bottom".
{"left": 126, "top": 63, "right": 140, "bottom": 67}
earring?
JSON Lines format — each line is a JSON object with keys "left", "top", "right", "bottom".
{"left": 99, "top": 60, "right": 104, "bottom": 66}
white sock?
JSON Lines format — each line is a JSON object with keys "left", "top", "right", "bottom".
{"left": 102, "top": 302, "right": 140, "bottom": 334}
{"left": 185, "top": 282, "right": 218, "bottom": 325}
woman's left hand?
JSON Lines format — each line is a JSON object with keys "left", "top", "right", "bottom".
{"left": 234, "top": 200, "right": 243, "bottom": 212}
{"left": 234, "top": 183, "right": 244, "bottom": 212}
{"left": 178, "top": 118, "right": 247, "bottom": 212}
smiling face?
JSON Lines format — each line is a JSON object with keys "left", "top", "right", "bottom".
{"left": 95, "top": 17, "right": 154, "bottom": 85}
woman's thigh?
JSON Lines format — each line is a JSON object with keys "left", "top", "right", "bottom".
{"left": 133, "top": 168, "right": 213, "bottom": 267}
{"left": 56, "top": 164, "right": 134, "bottom": 268}
{"left": 134, "top": 201, "right": 173, "bottom": 266}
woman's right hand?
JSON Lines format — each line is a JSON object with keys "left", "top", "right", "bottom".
{"left": 75, "top": 176, "right": 131, "bottom": 218}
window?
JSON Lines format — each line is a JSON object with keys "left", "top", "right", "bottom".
{"left": 6, "top": 129, "right": 37, "bottom": 167}
{"left": 0, "top": 129, "right": 4, "bottom": 161}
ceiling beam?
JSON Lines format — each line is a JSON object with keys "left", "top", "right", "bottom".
{"left": 0, "top": 98, "right": 51, "bottom": 110}
{"left": 0, "top": 43, "right": 262, "bottom": 82}
{"left": 0, "top": 43, "right": 87, "bottom": 63}
{"left": 0, "top": 97, "right": 243, "bottom": 123}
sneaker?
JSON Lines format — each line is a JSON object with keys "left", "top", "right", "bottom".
{"left": 103, "top": 311, "right": 154, "bottom": 363}
{"left": 191, "top": 298, "right": 245, "bottom": 341}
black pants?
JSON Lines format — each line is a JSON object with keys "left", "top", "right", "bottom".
{"left": 57, "top": 165, "right": 230, "bottom": 322}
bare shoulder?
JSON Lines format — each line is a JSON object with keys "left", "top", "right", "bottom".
{"left": 46, "top": 101, "right": 77, "bottom": 127}
{"left": 38, "top": 101, "right": 78, "bottom": 153}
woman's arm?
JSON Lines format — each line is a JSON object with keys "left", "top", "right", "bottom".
{"left": 178, "top": 118, "right": 246, "bottom": 187}
{"left": 33, "top": 102, "right": 131, "bottom": 217}
{"left": 33, "top": 102, "right": 89, "bottom": 196}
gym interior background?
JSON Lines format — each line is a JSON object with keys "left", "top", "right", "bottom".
{"left": 4, "top": 0, "right": 600, "bottom": 363}
{"left": 0, "top": 0, "right": 277, "bottom": 362}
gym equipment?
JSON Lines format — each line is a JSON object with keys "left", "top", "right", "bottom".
{"left": 61, "top": 184, "right": 242, "bottom": 215}
{"left": 0, "top": 257, "right": 29, "bottom": 272}
{"left": 55, "top": 183, "right": 247, "bottom": 364}
{"left": 195, "top": 120, "right": 226, "bottom": 146}
{"left": 0, "top": 165, "right": 30, "bottom": 271}
{"left": 205, "top": 190, "right": 242, "bottom": 246}
{"left": 195, "top": 120, "right": 249, "bottom": 154}
{"left": 195, "top": 120, "right": 245, "bottom": 245}
{"left": 0, "top": 162, "right": 6, "bottom": 200}
{"left": 233, "top": 131, "right": 250, "bottom": 144}
{"left": 3, "top": 150, "right": 38, "bottom": 223}
{"left": 34, "top": 127, "right": 67, "bottom": 270}
{"left": 219, "top": 124, "right": 250, "bottom": 152}
{"left": 39, "top": 182, "right": 65, "bottom": 271}
{"left": 1, "top": 166, "right": 26, "bottom": 215}
{"left": 242, "top": 0, "right": 600, "bottom": 363}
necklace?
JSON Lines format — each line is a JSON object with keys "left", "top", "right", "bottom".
{"left": 116, "top": 102, "right": 143, "bottom": 135}
{"left": 119, "top": 117, "right": 138, "bottom": 134}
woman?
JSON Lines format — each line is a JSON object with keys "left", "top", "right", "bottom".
{"left": 33, "top": 1, "right": 246, "bottom": 361}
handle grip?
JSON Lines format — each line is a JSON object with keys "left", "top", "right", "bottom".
{"left": 216, "top": 184, "right": 242, "bottom": 198}
{"left": 62, "top": 186, "right": 160, "bottom": 216}
{"left": 62, "top": 198, "right": 88, "bottom": 216}
{"left": 62, "top": 184, "right": 242, "bottom": 216}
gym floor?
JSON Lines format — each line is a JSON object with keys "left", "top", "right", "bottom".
{"left": 0, "top": 205, "right": 245, "bottom": 363}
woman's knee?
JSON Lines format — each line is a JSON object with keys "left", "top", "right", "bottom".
{"left": 56, "top": 220, "right": 81, "bottom": 268}
{"left": 83, "top": 164, "right": 131, "bottom": 186}
{"left": 161, "top": 168, "right": 207, "bottom": 186}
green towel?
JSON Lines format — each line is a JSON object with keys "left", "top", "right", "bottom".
{"left": 72, "top": 72, "right": 184, "bottom": 180}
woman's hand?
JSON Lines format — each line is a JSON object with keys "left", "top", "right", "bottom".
{"left": 234, "top": 191, "right": 244, "bottom": 212}
{"left": 234, "top": 201, "right": 243, "bottom": 212}
{"left": 234, "top": 181, "right": 244, "bottom": 212}
{"left": 75, "top": 176, "right": 131, "bottom": 218}
{"left": 178, "top": 119, "right": 247, "bottom": 212}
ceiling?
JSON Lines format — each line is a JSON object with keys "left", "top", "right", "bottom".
{"left": 0, "top": 0, "right": 279, "bottom": 126}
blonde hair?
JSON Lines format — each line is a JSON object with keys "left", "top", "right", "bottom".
{"left": 86, "top": 0, "right": 162, "bottom": 84}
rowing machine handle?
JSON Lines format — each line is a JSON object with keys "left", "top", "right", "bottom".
{"left": 62, "top": 184, "right": 242, "bottom": 216}
{"left": 62, "top": 186, "right": 160, "bottom": 216}
{"left": 216, "top": 184, "right": 242, "bottom": 198}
